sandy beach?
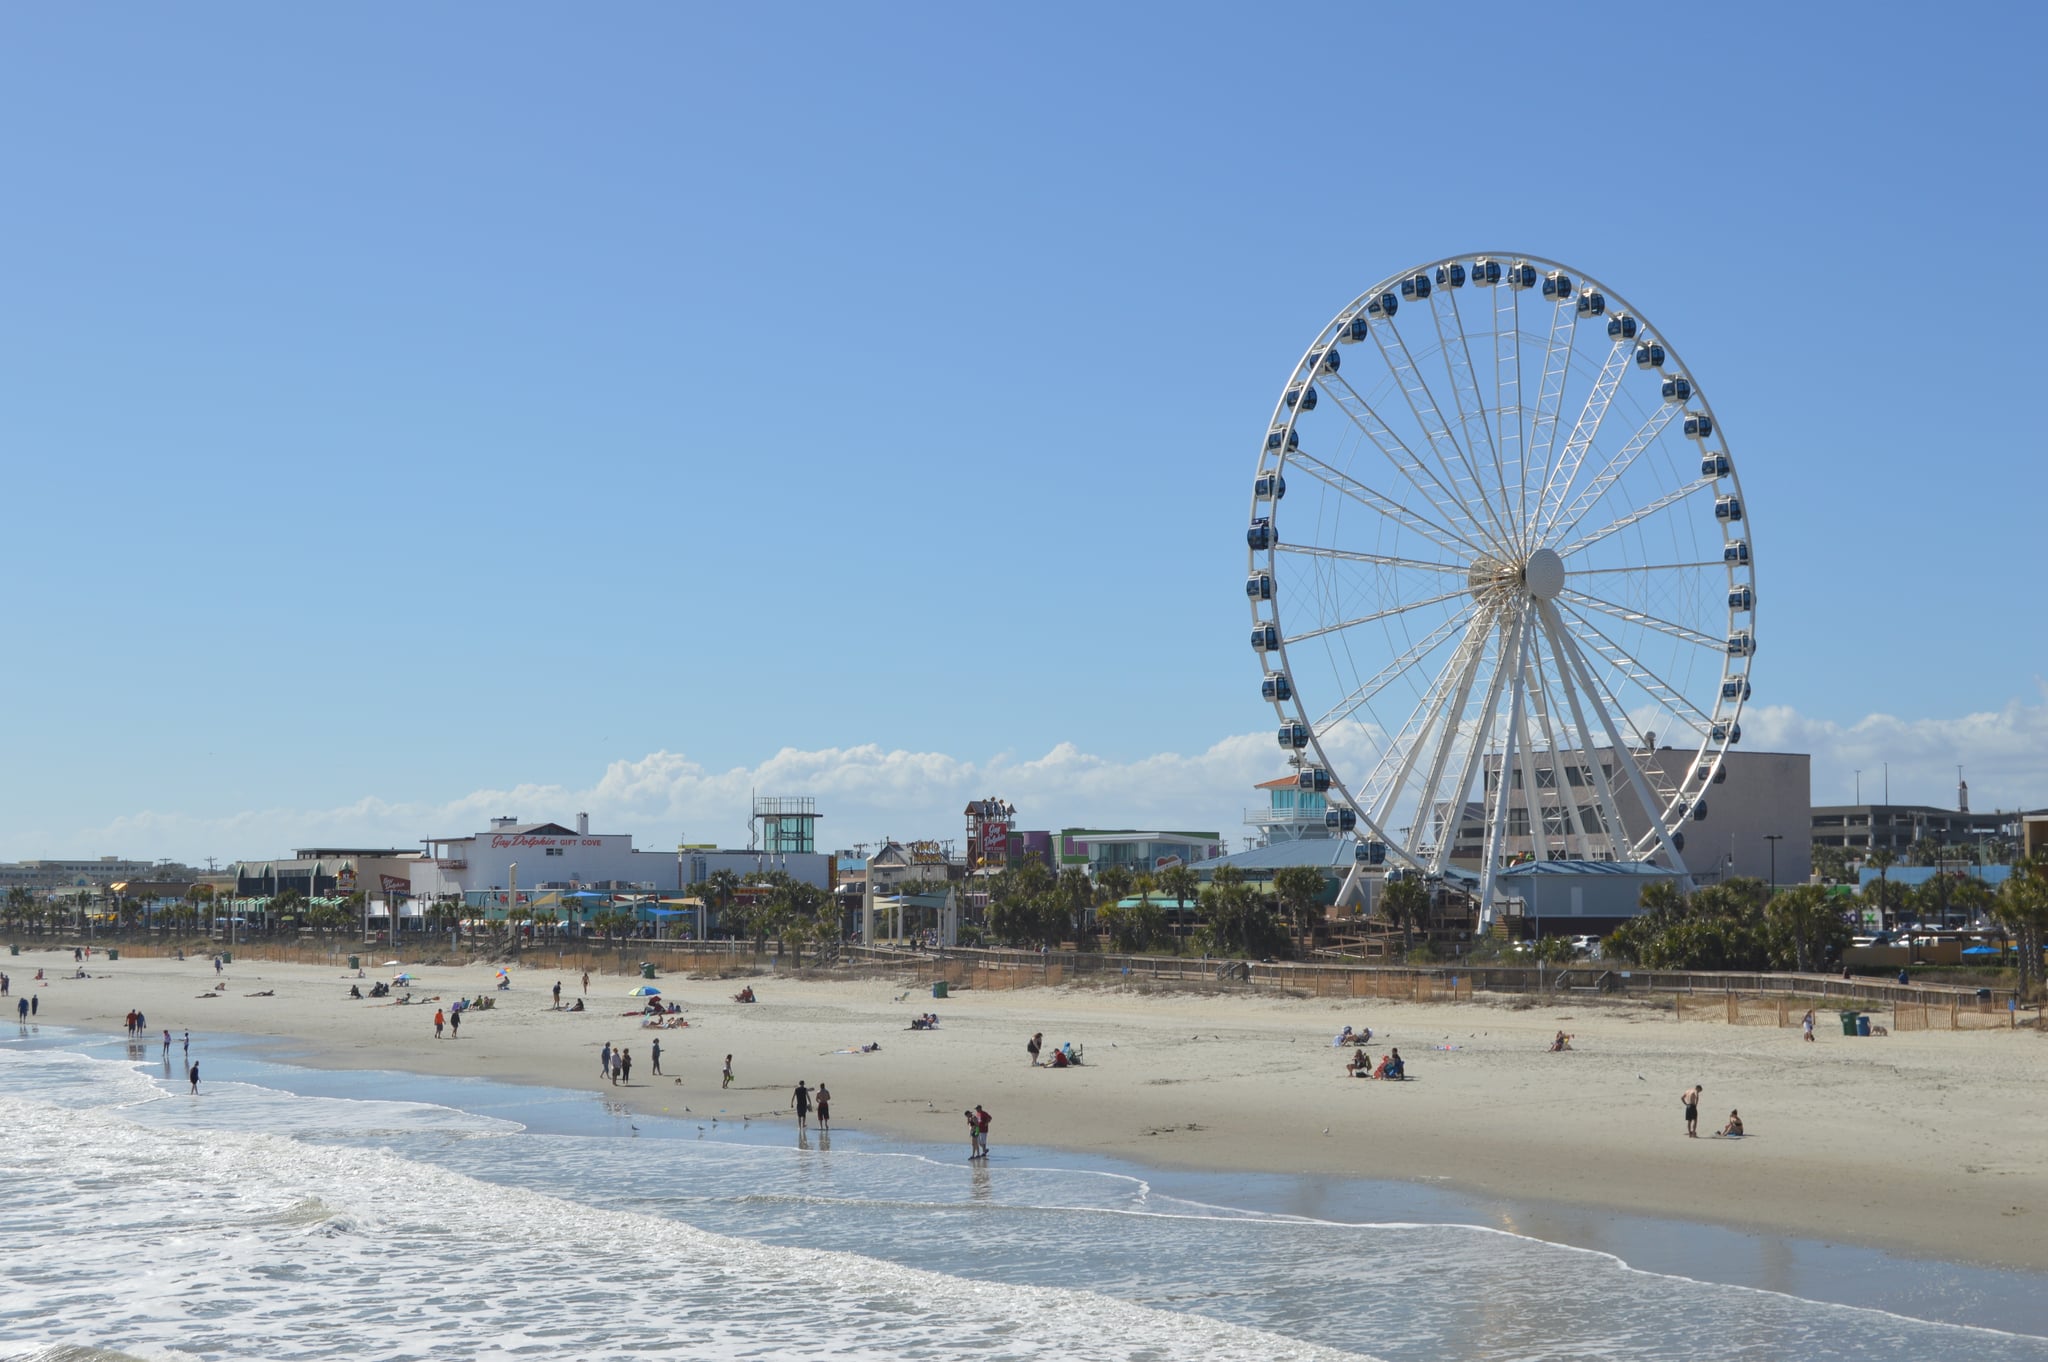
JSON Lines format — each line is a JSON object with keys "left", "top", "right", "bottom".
{"left": 19, "top": 945, "right": 2047, "bottom": 1273}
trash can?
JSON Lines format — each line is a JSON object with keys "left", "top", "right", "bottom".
{"left": 1838, "top": 1010, "right": 1859, "bottom": 1036}
{"left": 1856, "top": 1014, "right": 1871, "bottom": 1037}
{"left": 221, "top": 952, "right": 232, "bottom": 964}
{"left": 348, "top": 955, "right": 360, "bottom": 971}
{"left": 932, "top": 981, "right": 949, "bottom": 999}
{"left": 107, "top": 949, "right": 119, "bottom": 961}
{"left": 640, "top": 962, "right": 656, "bottom": 980}
{"left": 8, "top": 944, "right": 16, "bottom": 956}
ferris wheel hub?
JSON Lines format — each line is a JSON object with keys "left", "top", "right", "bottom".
{"left": 1523, "top": 548, "right": 1565, "bottom": 602}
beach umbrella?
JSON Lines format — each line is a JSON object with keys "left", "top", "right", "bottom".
{"left": 392, "top": 971, "right": 415, "bottom": 983}
{"left": 382, "top": 960, "right": 401, "bottom": 966}
{"left": 629, "top": 985, "right": 662, "bottom": 997}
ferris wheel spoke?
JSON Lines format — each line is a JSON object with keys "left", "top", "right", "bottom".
{"left": 1370, "top": 318, "right": 1517, "bottom": 551}
{"left": 1429, "top": 614, "right": 1515, "bottom": 877}
{"left": 1274, "top": 542, "right": 1471, "bottom": 576}
{"left": 1316, "top": 372, "right": 1511, "bottom": 556}
{"left": 1556, "top": 475, "right": 1716, "bottom": 558}
{"left": 1554, "top": 601, "right": 1716, "bottom": 733}
{"left": 1569, "top": 560, "right": 1728, "bottom": 575}
{"left": 1533, "top": 339, "right": 1632, "bottom": 540}
{"left": 1524, "top": 297, "right": 1584, "bottom": 553}
{"left": 1307, "top": 605, "right": 1479, "bottom": 733}
{"left": 1281, "top": 585, "right": 1470, "bottom": 646}
{"left": 1491, "top": 281, "right": 1528, "bottom": 547}
{"left": 1427, "top": 288, "right": 1508, "bottom": 540}
{"left": 1559, "top": 589, "right": 1725, "bottom": 653}
{"left": 1540, "top": 602, "right": 1692, "bottom": 877}
{"left": 1285, "top": 450, "right": 1483, "bottom": 561}
{"left": 1543, "top": 403, "right": 1685, "bottom": 546}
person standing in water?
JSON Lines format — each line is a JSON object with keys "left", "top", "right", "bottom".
{"left": 791, "top": 1081, "right": 811, "bottom": 1129}
{"left": 188, "top": 1061, "right": 201, "bottom": 1094}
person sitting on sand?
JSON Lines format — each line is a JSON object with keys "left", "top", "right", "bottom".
{"left": 1721, "top": 1110, "right": 1744, "bottom": 1137}
{"left": 1333, "top": 1025, "right": 1354, "bottom": 1047}
{"left": 1347, "top": 1049, "right": 1371, "bottom": 1076}
{"left": 569, "top": 998, "right": 585, "bottom": 1012}
{"left": 1386, "top": 1048, "right": 1404, "bottom": 1079}
{"left": 349, "top": 985, "right": 363, "bottom": 1000}
{"left": 1371, "top": 1053, "right": 1393, "bottom": 1080}
{"left": 1550, "top": 1031, "right": 1573, "bottom": 1052}
{"left": 1050, "top": 1047, "right": 1069, "bottom": 1068}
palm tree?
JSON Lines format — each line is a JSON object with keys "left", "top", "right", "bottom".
{"left": 1379, "top": 875, "right": 1430, "bottom": 956}
{"left": 1272, "top": 865, "right": 1325, "bottom": 956}
{"left": 1159, "top": 865, "right": 1199, "bottom": 954}
{"left": 1865, "top": 848, "right": 1898, "bottom": 930}
{"left": 1990, "top": 855, "right": 2048, "bottom": 1000}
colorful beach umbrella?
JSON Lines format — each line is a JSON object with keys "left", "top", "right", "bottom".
{"left": 629, "top": 985, "right": 662, "bottom": 997}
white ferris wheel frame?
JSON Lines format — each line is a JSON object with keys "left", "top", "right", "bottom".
{"left": 1246, "top": 253, "right": 1757, "bottom": 916}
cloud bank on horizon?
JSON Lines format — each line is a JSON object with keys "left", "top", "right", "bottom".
{"left": 59, "top": 687, "right": 2048, "bottom": 864}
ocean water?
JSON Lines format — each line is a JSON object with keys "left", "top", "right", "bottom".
{"left": 2, "top": 1029, "right": 2044, "bottom": 1362}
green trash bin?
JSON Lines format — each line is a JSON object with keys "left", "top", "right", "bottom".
{"left": 932, "top": 981, "right": 948, "bottom": 999}
{"left": 221, "top": 951, "right": 232, "bottom": 965}
{"left": 640, "top": 962, "right": 656, "bottom": 980}
{"left": 8, "top": 944, "right": 17, "bottom": 956}
{"left": 1838, "top": 1010, "right": 1859, "bottom": 1036}
{"left": 107, "top": 949, "right": 119, "bottom": 961}
{"left": 348, "top": 955, "right": 360, "bottom": 971}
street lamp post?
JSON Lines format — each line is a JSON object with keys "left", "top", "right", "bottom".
{"left": 1765, "top": 834, "right": 1783, "bottom": 897}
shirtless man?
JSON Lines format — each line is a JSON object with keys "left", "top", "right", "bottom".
{"left": 1682, "top": 1083, "right": 1703, "bottom": 1138}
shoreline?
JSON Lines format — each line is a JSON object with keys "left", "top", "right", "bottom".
{"left": 13, "top": 946, "right": 2047, "bottom": 1274}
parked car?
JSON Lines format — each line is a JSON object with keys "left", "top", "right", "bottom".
{"left": 1569, "top": 934, "right": 1602, "bottom": 958}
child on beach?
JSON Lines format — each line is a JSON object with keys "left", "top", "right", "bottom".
{"left": 965, "top": 1110, "right": 982, "bottom": 1159}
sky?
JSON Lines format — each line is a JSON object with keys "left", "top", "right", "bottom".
{"left": 3, "top": 3, "right": 2043, "bottom": 865}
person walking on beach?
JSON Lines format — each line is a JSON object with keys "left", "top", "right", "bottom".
{"left": 1027, "top": 1032, "right": 1043, "bottom": 1067}
{"left": 722, "top": 1054, "right": 734, "bottom": 1089}
{"left": 619, "top": 1047, "right": 632, "bottom": 1085}
{"left": 182, "top": 1030, "right": 190, "bottom": 1057}
{"left": 791, "top": 1081, "right": 811, "bottom": 1129}
{"left": 30, "top": 995, "right": 37, "bottom": 1018}
{"left": 188, "top": 1061, "right": 200, "bottom": 1094}
{"left": 601, "top": 1041, "right": 613, "bottom": 1078}
{"left": 1682, "top": 1083, "right": 1703, "bottom": 1138}
{"left": 16, "top": 998, "right": 26, "bottom": 1022}
{"left": 552, "top": 980, "right": 562, "bottom": 1010}
{"left": 582, "top": 970, "right": 591, "bottom": 997}
{"left": 162, "top": 1029, "right": 171, "bottom": 1055}
{"left": 975, "top": 1105, "right": 991, "bottom": 1158}
{"left": 434, "top": 1008, "right": 446, "bottom": 1040}
{"left": 650, "top": 1038, "right": 662, "bottom": 1075}
{"left": 1802, "top": 1009, "right": 1816, "bottom": 1043}
{"left": 965, "top": 1109, "right": 981, "bottom": 1159}
{"left": 449, "top": 1009, "right": 461, "bottom": 1040}
{"left": 816, "top": 1083, "right": 831, "bottom": 1131}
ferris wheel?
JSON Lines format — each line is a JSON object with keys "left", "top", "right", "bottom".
{"left": 1246, "top": 254, "right": 1755, "bottom": 917}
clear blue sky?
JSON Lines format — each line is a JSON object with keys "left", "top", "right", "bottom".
{"left": 4, "top": 3, "right": 2043, "bottom": 862}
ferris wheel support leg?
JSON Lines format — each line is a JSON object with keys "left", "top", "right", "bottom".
{"left": 1335, "top": 861, "right": 1369, "bottom": 913}
{"left": 1478, "top": 613, "right": 1534, "bottom": 929}
{"left": 1540, "top": 601, "right": 1696, "bottom": 892}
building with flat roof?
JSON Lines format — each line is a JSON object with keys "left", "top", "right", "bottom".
{"left": 1059, "top": 828, "right": 1227, "bottom": 876}
{"left": 407, "top": 815, "right": 833, "bottom": 901}
{"left": 1809, "top": 803, "right": 2042, "bottom": 856}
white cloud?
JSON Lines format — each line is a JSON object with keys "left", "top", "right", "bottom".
{"left": 58, "top": 687, "right": 2048, "bottom": 864}
{"left": 1742, "top": 679, "right": 2048, "bottom": 810}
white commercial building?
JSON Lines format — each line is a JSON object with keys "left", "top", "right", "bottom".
{"left": 409, "top": 816, "right": 832, "bottom": 900}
